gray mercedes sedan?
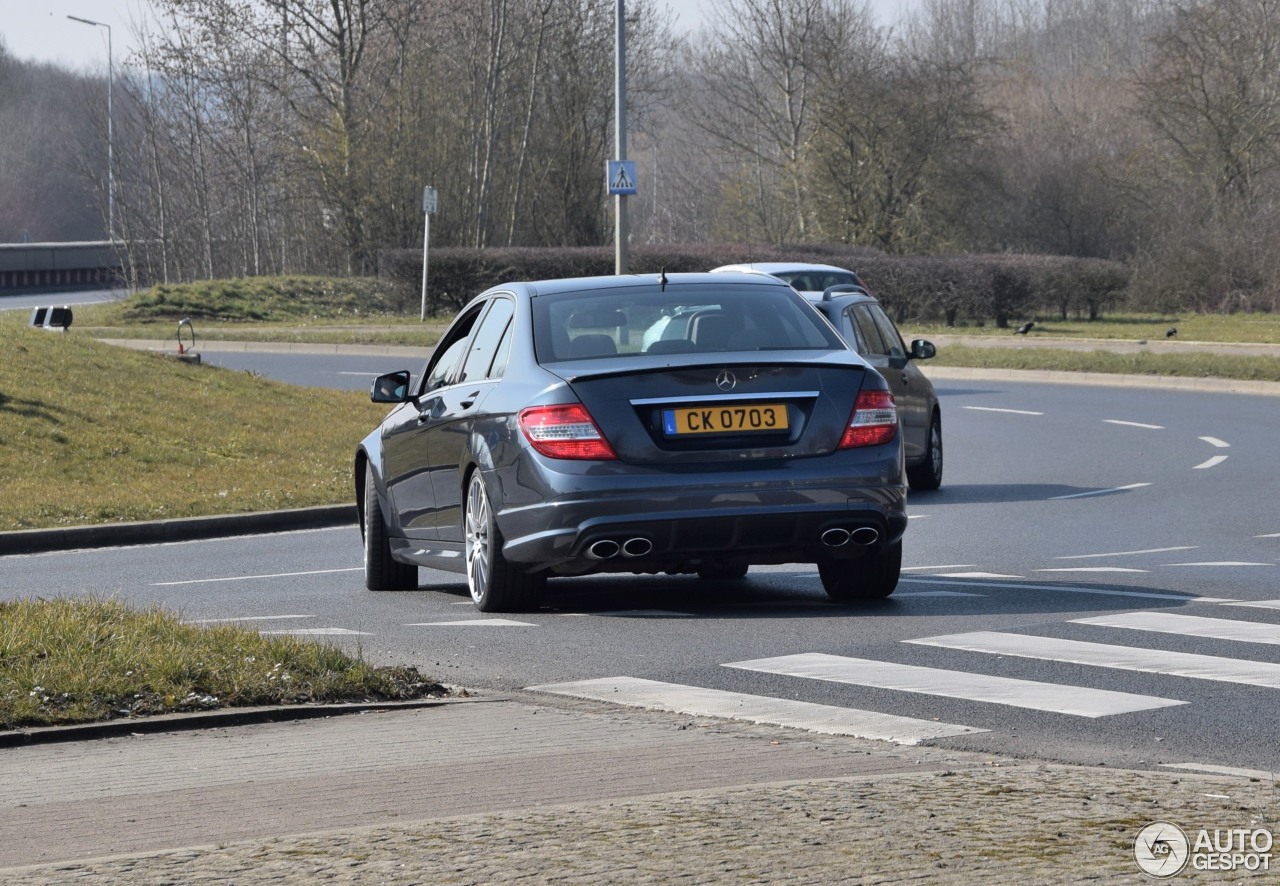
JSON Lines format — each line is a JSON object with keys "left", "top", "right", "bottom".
{"left": 356, "top": 272, "right": 907, "bottom": 612}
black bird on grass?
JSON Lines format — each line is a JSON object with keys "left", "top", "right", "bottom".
{"left": 1166, "top": 327, "right": 1177, "bottom": 338}
{"left": 1015, "top": 321, "right": 1035, "bottom": 335}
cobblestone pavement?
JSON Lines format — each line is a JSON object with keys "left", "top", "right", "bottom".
{"left": 2, "top": 696, "right": 1276, "bottom": 884}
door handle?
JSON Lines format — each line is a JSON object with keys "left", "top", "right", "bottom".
{"left": 459, "top": 390, "right": 481, "bottom": 410}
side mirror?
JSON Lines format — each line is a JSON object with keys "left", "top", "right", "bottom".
{"left": 371, "top": 370, "right": 412, "bottom": 404}
{"left": 911, "top": 339, "right": 936, "bottom": 360}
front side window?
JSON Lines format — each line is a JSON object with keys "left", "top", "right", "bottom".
{"left": 421, "top": 302, "right": 484, "bottom": 393}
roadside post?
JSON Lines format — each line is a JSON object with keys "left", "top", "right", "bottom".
{"left": 420, "top": 185, "right": 438, "bottom": 321}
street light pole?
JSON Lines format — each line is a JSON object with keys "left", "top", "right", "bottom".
{"left": 67, "top": 15, "right": 114, "bottom": 241}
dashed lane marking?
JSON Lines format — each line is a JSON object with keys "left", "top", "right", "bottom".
{"left": 724, "top": 653, "right": 1183, "bottom": 717}
{"left": 406, "top": 619, "right": 537, "bottom": 627}
{"left": 1105, "top": 420, "right": 1164, "bottom": 429}
{"left": 1199, "top": 436, "right": 1230, "bottom": 448}
{"left": 1054, "top": 546, "right": 1197, "bottom": 559}
{"left": 528, "top": 676, "right": 984, "bottom": 745}
{"left": 1035, "top": 567, "right": 1148, "bottom": 574}
{"left": 907, "top": 631, "right": 1280, "bottom": 689}
{"left": 1193, "top": 455, "right": 1229, "bottom": 469}
{"left": 963, "top": 406, "right": 1044, "bottom": 415}
{"left": 1049, "top": 483, "right": 1152, "bottom": 500}
{"left": 260, "top": 628, "right": 372, "bottom": 636}
{"left": 154, "top": 567, "right": 362, "bottom": 586}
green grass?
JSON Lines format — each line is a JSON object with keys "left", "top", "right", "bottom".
{"left": 0, "top": 597, "right": 445, "bottom": 729}
{"left": 910, "top": 312, "right": 1280, "bottom": 343}
{"left": 68, "top": 275, "right": 448, "bottom": 347}
{"left": 932, "top": 344, "right": 1280, "bottom": 381}
{"left": 0, "top": 322, "right": 389, "bottom": 531}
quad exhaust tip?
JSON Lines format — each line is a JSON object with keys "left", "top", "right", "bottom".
{"left": 587, "top": 537, "right": 653, "bottom": 560}
{"left": 822, "top": 527, "right": 879, "bottom": 547}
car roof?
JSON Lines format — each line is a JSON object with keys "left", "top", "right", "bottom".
{"left": 486, "top": 271, "right": 794, "bottom": 299}
{"left": 710, "top": 262, "right": 857, "bottom": 276}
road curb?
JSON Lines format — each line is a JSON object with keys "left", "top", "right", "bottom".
{"left": 0, "top": 695, "right": 503, "bottom": 749}
{"left": 0, "top": 504, "right": 356, "bottom": 556}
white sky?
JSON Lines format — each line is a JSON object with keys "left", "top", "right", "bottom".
{"left": 2, "top": 1, "right": 913, "bottom": 71}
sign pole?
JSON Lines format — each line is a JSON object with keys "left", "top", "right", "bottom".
{"left": 420, "top": 186, "right": 437, "bottom": 321}
{"left": 614, "top": 0, "right": 628, "bottom": 275}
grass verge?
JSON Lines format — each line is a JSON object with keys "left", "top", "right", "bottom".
{"left": 0, "top": 323, "right": 388, "bottom": 531}
{"left": 0, "top": 597, "right": 446, "bottom": 730}
{"left": 931, "top": 344, "right": 1280, "bottom": 382}
{"left": 909, "top": 312, "right": 1280, "bottom": 343}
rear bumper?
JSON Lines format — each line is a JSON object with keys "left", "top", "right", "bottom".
{"left": 495, "top": 466, "right": 906, "bottom": 573}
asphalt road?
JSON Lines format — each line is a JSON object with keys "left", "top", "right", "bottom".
{"left": 5, "top": 372, "right": 1278, "bottom": 776}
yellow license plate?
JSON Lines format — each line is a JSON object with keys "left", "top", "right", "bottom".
{"left": 663, "top": 403, "right": 789, "bottom": 435}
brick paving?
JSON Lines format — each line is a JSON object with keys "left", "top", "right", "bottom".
{"left": 1, "top": 696, "right": 1275, "bottom": 884}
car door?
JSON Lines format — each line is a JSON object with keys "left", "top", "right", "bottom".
{"left": 430, "top": 296, "right": 514, "bottom": 542}
{"left": 845, "top": 303, "right": 929, "bottom": 462}
{"left": 381, "top": 301, "right": 486, "bottom": 539}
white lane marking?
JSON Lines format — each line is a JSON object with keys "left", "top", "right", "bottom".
{"left": 907, "top": 514, "right": 929, "bottom": 520}
{"left": 894, "top": 591, "right": 987, "bottom": 598}
{"left": 902, "top": 577, "right": 1236, "bottom": 603}
{"left": 724, "top": 653, "right": 1183, "bottom": 718}
{"left": 1074, "top": 613, "right": 1280, "bottom": 646}
{"left": 406, "top": 619, "right": 537, "bottom": 627}
{"left": 963, "top": 406, "right": 1044, "bottom": 416}
{"left": 189, "top": 615, "right": 315, "bottom": 623}
{"left": 528, "top": 676, "right": 983, "bottom": 744}
{"left": 1036, "top": 567, "right": 1148, "bottom": 574}
{"left": 261, "top": 628, "right": 372, "bottom": 636}
{"left": 1170, "top": 561, "right": 1271, "bottom": 567}
{"left": 1225, "top": 600, "right": 1280, "bottom": 610}
{"left": 933, "top": 572, "right": 1024, "bottom": 579}
{"left": 1161, "top": 763, "right": 1279, "bottom": 780}
{"left": 907, "top": 631, "right": 1280, "bottom": 688}
{"left": 1199, "top": 436, "right": 1230, "bottom": 448}
{"left": 1105, "top": 420, "right": 1165, "bottom": 430}
{"left": 1256, "top": 533, "right": 1280, "bottom": 538}
{"left": 1055, "top": 546, "right": 1197, "bottom": 560}
{"left": 1193, "top": 455, "right": 1229, "bottom": 469}
{"left": 903, "top": 565, "right": 975, "bottom": 571}
{"left": 154, "top": 567, "right": 363, "bottom": 586}
{"left": 1050, "top": 483, "right": 1152, "bottom": 500}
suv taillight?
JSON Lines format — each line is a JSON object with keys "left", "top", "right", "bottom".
{"left": 839, "top": 389, "right": 898, "bottom": 449}
{"left": 519, "top": 404, "right": 618, "bottom": 460}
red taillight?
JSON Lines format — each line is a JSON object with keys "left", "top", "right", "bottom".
{"left": 839, "top": 389, "right": 898, "bottom": 449}
{"left": 518, "top": 404, "right": 618, "bottom": 460}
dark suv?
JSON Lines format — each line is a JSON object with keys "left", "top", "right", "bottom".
{"left": 712, "top": 263, "right": 942, "bottom": 491}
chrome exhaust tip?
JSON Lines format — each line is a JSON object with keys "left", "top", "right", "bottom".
{"left": 587, "top": 539, "right": 621, "bottom": 560}
{"left": 850, "top": 527, "right": 880, "bottom": 546}
{"left": 621, "top": 537, "right": 653, "bottom": 558}
{"left": 821, "top": 528, "right": 852, "bottom": 547}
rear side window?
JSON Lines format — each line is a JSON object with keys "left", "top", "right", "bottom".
{"left": 459, "top": 298, "right": 514, "bottom": 383}
{"left": 533, "top": 284, "right": 844, "bottom": 362}
{"left": 848, "top": 305, "right": 889, "bottom": 356}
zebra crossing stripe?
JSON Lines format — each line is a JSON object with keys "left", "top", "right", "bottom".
{"left": 526, "top": 676, "right": 983, "bottom": 745}
{"left": 724, "top": 653, "right": 1182, "bottom": 717}
{"left": 1073, "top": 612, "right": 1280, "bottom": 646}
{"left": 907, "top": 631, "right": 1280, "bottom": 688}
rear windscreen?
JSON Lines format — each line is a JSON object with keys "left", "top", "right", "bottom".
{"left": 533, "top": 284, "right": 845, "bottom": 362}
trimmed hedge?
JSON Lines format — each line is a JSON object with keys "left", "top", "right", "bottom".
{"left": 379, "top": 245, "right": 1130, "bottom": 327}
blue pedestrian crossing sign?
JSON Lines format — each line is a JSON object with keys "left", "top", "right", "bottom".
{"left": 607, "top": 160, "right": 637, "bottom": 195}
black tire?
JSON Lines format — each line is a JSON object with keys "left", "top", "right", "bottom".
{"left": 907, "top": 413, "right": 943, "bottom": 491}
{"left": 819, "top": 541, "right": 902, "bottom": 602}
{"left": 697, "top": 564, "right": 750, "bottom": 580}
{"left": 363, "top": 464, "right": 417, "bottom": 591}
{"left": 464, "top": 471, "right": 544, "bottom": 612}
